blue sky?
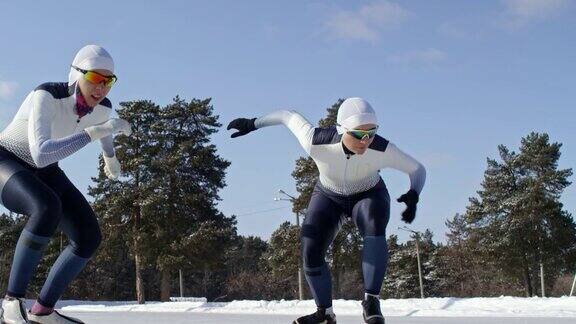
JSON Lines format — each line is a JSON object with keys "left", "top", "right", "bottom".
{"left": 0, "top": 1, "right": 574, "bottom": 242}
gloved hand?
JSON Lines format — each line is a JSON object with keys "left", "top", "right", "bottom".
{"left": 227, "top": 118, "right": 257, "bottom": 138}
{"left": 397, "top": 189, "right": 419, "bottom": 224}
{"left": 103, "top": 155, "right": 122, "bottom": 180}
{"left": 85, "top": 118, "right": 132, "bottom": 141}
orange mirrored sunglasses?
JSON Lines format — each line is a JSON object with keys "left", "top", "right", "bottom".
{"left": 72, "top": 66, "right": 117, "bottom": 87}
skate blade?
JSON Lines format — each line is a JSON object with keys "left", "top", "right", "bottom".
{"left": 363, "top": 313, "right": 385, "bottom": 323}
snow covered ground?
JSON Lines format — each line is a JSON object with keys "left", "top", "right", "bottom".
{"left": 55, "top": 296, "right": 576, "bottom": 318}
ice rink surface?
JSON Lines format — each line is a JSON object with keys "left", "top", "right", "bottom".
{"left": 62, "top": 311, "right": 576, "bottom": 324}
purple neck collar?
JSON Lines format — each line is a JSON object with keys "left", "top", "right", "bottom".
{"left": 75, "top": 88, "right": 94, "bottom": 118}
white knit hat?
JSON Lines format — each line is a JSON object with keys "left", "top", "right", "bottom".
{"left": 68, "top": 45, "right": 115, "bottom": 86}
{"left": 336, "top": 97, "right": 378, "bottom": 134}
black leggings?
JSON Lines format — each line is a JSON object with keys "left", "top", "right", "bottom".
{"left": 301, "top": 179, "right": 390, "bottom": 307}
{"left": 301, "top": 180, "right": 390, "bottom": 268}
{"left": 0, "top": 148, "right": 101, "bottom": 258}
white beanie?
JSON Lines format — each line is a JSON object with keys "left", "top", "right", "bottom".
{"left": 336, "top": 97, "right": 378, "bottom": 134}
{"left": 68, "top": 45, "right": 115, "bottom": 86}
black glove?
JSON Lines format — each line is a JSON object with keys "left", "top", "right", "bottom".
{"left": 397, "top": 189, "right": 419, "bottom": 224}
{"left": 227, "top": 118, "right": 257, "bottom": 138}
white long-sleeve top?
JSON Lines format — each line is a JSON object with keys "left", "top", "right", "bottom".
{"left": 0, "top": 82, "right": 115, "bottom": 168}
{"left": 255, "top": 110, "right": 426, "bottom": 196}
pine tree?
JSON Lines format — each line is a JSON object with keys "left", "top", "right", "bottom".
{"left": 0, "top": 212, "right": 24, "bottom": 294}
{"left": 419, "top": 229, "right": 443, "bottom": 297}
{"left": 148, "top": 97, "right": 234, "bottom": 301}
{"left": 516, "top": 133, "right": 575, "bottom": 295}
{"left": 436, "top": 213, "right": 483, "bottom": 296}
{"left": 224, "top": 236, "right": 271, "bottom": 300}
{"left": 88, "top": 97, "right": 236, "bottom": 302}
{"left": 89, "top": 100, "right": 162, "bottom": 303}
{"left": 383, "top": 231, "right": 442, "bottom": 298}
{"left": 465, "top": 132, "right": 575, "bottom": 296}
{"left": 227, "top": 236, "right": 268, "bottom": 275}
{"left": 265, "top": 221, "right": 301, "bottom": 299}
{"left": 383, "top": 234, "right": 418, "bottom": 298}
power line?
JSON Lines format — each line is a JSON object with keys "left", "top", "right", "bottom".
{"left": 234, "top": 206, "right": 290, "bottom": 217}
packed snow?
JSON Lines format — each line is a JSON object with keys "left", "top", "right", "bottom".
{"left": 54, "top": 296, "right": 576, "bottom": 318}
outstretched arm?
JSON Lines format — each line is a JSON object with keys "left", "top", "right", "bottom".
{"left": 228, "top": 110, "right": 315, "bottom": 154}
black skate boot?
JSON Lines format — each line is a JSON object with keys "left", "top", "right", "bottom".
{"left": 293, "top": 307, "right": 336, "bottom": 324}
{"left": 362, "top": 295, "right": 385, "bottom": 323}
